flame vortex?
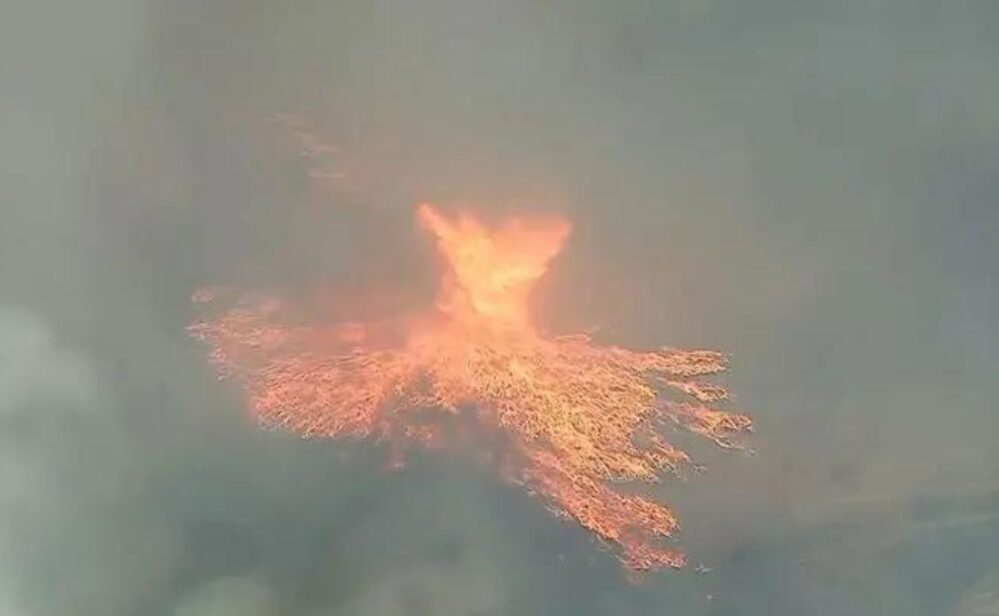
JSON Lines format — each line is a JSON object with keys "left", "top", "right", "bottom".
{"left": 190, "top": 203, "right": 752, "bottom": 572}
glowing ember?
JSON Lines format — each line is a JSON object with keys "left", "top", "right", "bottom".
{"left": 189, "top": 204, "right": 752, "bottom": 573}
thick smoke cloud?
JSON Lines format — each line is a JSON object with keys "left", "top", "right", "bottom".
{"left": 2, "top": 1, "right": 998, "bottom": 614}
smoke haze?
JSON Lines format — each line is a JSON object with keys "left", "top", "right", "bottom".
{"left": 2, "top": 1, "right": 998, "bottom": 614}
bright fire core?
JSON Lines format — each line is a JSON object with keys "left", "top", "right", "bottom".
{"left": 190, "top": 204, "right": 752, "bottom": 572}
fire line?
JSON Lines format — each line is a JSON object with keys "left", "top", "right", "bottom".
{"left": 190, "top": 203, "right": 752, "bottom": 573}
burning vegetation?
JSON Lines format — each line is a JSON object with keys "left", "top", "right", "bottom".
{"left": 190, "top": 200, "right": 752, "bottom": 573}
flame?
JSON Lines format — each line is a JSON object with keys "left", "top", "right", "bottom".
{"left": 416, "top": 203, "right": 570, "bottom": 331}
{"left": 190, "top": 203, "right": 752, "bottom": 573}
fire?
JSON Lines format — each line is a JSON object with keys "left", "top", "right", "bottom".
{"left": 190, "top": 203, "right": 752, "bottom": 573}
{"left": 416, "top": 203, "right": 570, "bottom": 331}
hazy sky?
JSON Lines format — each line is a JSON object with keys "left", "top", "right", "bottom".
{"left": 2, "top": 1, "right": 997, "bottom": 614}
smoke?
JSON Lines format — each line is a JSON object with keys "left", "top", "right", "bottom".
{"left": 328, "top": 470, "right": 518, "bottom": 616}
{"left": 344, "top": 561, "right": 506, "bottom": 616}
{"left": 0, "top": 308, "right": 177, "bottom": 615}
{"left": 173, "top": 577, "right": 278, "bottom": 616}
{"left": 2, "top": 0, "right": 998, "bottom": 614}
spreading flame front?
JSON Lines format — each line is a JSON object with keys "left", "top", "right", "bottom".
{"left": 190, "top": 204, "right": 752, "bottom": 572}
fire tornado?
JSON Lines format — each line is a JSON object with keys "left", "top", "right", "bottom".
{"left": 190, "top": 202, "right": 752, "bottom": 573}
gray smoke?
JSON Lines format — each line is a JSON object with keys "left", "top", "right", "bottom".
{"left": 2, "top": 1, "right": 998, "bottom": 614}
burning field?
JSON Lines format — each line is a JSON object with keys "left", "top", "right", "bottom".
{"left": 189, "top": 198, "right": 752, "bottom": 573}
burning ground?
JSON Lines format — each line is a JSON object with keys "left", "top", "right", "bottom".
{"left": 189, "top": 201, "right": 752, "bottom": 573}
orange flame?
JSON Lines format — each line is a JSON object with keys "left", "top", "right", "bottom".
{"left": 416, "top": 203, "right": 570, "bottom": 332}
{"left": 190, "top": 203, "right": 752, "bottom": 573}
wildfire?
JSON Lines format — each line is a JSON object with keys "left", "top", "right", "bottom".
{"left": 190, "top": 203, "right": 752, "bottom": 573}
